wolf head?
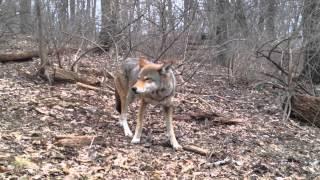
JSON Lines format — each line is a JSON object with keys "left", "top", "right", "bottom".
{"left": 132, "top": 57, "right": 172, "bottom": 94}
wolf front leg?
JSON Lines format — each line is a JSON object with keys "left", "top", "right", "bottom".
{"left": 163, "top": 106, "right": 182, "bottom": 150}
{"left": 119, "top": 92, "right": 134, "bottom": 137}
{"left": 131, "top": 100, "right": 147, "bottom": 144}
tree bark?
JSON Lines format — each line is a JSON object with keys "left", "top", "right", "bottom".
{"left": 290, "top": 94, "right": 320, "bottom": 127}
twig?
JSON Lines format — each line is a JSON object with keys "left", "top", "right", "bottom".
{"left": 71, "top": 38, "right": 84, "bottom": 72}
{"left": 104, "top": 83, "right": 115, "bottom": 91}
{"left": 76, "top": 82, "right": 113, "bottom": 94}
{"left": 196, "top": 96, "right": 216, "bottom": 114}
{"left": 183, "top": 145, "right": 209, "bottom": 156}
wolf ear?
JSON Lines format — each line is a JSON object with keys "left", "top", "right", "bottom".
{"left": 139, "top": 57, "right": 149, "bottom": 68}
{"left": 159, "top": 62, "right": 172, "bottom": 75}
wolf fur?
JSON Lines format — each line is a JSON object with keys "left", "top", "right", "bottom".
{"left": 114, "top": 57, "right": 182, "bottom": 150}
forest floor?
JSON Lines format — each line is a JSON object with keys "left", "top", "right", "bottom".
{"left": 0, "top": 41, "right": 320, "bottom": 179}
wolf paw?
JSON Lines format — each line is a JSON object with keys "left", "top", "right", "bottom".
{"left": 172, "top": 144, "right": 183, "bottom": 151}
{"left": 131, "top": 138, "right": 140, "bottom": 144}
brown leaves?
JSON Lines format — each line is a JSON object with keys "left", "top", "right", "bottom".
{"left": 1, "top": 55, "right": 320, "bottom": 179}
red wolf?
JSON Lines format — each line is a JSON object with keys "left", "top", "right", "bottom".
{"left": 114, "top": 57, "right": 182, "bottom": 150}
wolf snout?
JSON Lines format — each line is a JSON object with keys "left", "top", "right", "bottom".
{"left": 132, "top": 87, "right": 138, "bottom": 93}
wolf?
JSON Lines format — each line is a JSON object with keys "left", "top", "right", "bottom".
{"left": 114, "top": 57, "right": 182, "bottom": 150}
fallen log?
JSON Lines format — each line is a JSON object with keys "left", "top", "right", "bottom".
{"left": 290, "top": 94, "right": 320, "bottom": 127}
{"left": 45, "top": 67, "right": 100, "bottom": 85}
{"left": 54, "top": 135, "right": 105, "bottom": 147}
{"left": 0, "top": 51, "right": 39, "bottom": 62}
{"left": 174, "top": 111, "right": 246, "bottom": 125}
{"left": 0, "top": 48, "right": 72, "bottom": 63}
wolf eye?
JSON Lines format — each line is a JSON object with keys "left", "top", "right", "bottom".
{"left": 144, "top": 77, "right": 152, "bottom": 81}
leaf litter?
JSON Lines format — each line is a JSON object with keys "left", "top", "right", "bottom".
{"left": 0, "top": 57, "right": 320, "bottom": 179}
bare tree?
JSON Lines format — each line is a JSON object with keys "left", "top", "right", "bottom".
{"left": 265, "top": 0, "right": 276, "bottom": 39}
{"left": 167, "top": 0, "right": 175, "bottom": 31}
{"left": 257, "top": 0, "right": 265, "bottom": 34}
{"left": 206, "top": 0, "right": 216, "bottom": 41}
{"left": 302, "top": 0, "right": 320, "bottom": 84}
{"left": 35, "top": 0, "right": 49, "bottom": 81}
{"left": 70, "top": 0, "right": 75, "bottom": 21}
{"left": 100, "top": 0, "right": 120, "bottom": 49}
{"left": 216, "top": 0, "right": 228, "bottom": 66}
{"left": 19, "top": 0, "right": 31, "bottom": 34}
{"left": 184, "top": 0, "right": 193, "bottom": 29}
{"left": 58, "top": 1, "right": 68, "bottom": 31}
{"left": 234, "top": 0, "right": 249, "bottom": 38}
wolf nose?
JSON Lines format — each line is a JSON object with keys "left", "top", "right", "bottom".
{"left": 132, "top": 87, "right": 137, "bottom": 93}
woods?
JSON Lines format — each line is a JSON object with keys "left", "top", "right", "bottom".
{"left": 0, "top": 0, "right": 320, "bottom": 179}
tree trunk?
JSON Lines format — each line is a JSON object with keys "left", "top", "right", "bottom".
{"left": 87, "top": 0, "right": 91, "bottom": 18}
{"left": 135, "top": 0, "right": 142, "bottom": 32}
{"left": 19, "top": 0, "right": 31, "bottom": 34}
{"left": 0, "top": 51, "right": 38, "bottom": 62}
{"left": 206, "top": 0, "right": 215, "bottom": 41}
{"left": 36, "top": 0, "right": 48, "bottom": 68}
{"left": 168, "top": 0, "right": 175, "bottom": 31}
{"left": 265, "top": 0, "right": 276, "bottom": 39}
{"left": 301, "top": 0, "right": 320, "bottom": 84}
{"left": 36, "top": 0, "right": 52, "bottom": 84}
{"left": 146, "top": 0, "right": 152, "bottom": 34}
{"left": 159, "top": 0, "right": 168, "bottom": 53}
{"left": 184, "top": 0, "right": 193, "bottom": 29}
{"left": 92, "top": 0, "right": 97, "bottom": 39}
{"left": 70, "top": 0, "right": 75, "bottom": 21}
{"left": 216, "top": 0, "right": 228, "bottom": 66}
{"left": 258, "top": 0, "right": 265, "bottom": 33}
{"left": 290, "top": 94, "right": 320, "bottom": 127}
{"left": 234, "top": 0, "right": 249, "bottom": 37}
{"left": 58, "top": 1, "right": 68, "bottom": 31}
{"left": 99, "top": 0, "right": 119, "bottom": 49}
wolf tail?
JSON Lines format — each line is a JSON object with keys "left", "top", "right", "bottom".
{"left": 115, "top": 88, "right": 121, "bottom": 113}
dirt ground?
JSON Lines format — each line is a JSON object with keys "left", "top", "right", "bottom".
{"left": 0, "top": 54, "right": 320, "bottom": 179}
